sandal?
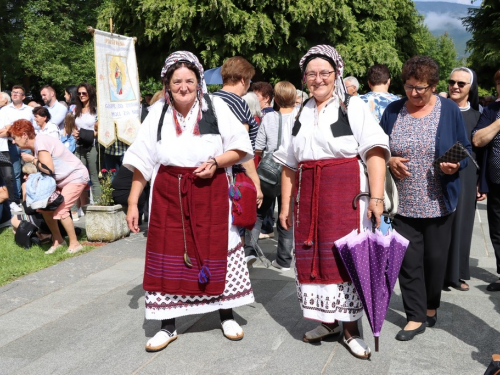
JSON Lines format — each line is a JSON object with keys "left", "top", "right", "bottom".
{"left": 303, "top": 323, "right": 340, "bottom": 343}
{"left": 45, "top": 241, "right": 67, "bottom": 255}
{"left": 66, "top": 244, "right": 83, "bottom": 254}
{"left": 343, "top": 335, "right": 371, "bottom": 359}
{"left": 145, "top": 329, "right": 178, "bottom": 352}
{"left": 221, "top": 319, "right": 244, "bottom": 341}
{"left": 450, "top": 279, "right": 469, "bottom": 291}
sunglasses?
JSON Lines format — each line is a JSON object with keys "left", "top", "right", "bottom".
{"left": 78, "top": 92, "right": 88, "bottom": 97}
{"left": 448, "top": 80, "right": 470, "bottom": 88}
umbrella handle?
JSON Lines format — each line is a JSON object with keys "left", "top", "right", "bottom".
{"left": 375, "top": 336, "right": 379, "bottom": 352}
{"left": 352, "top": 192, "right": 370, "bottom": 210}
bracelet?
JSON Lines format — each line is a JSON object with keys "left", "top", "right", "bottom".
{"left": 370, "top": 197, "right": 384, "bottom": 203}
{"left": 210, "top": 157, "right": 219, "bottom": 169}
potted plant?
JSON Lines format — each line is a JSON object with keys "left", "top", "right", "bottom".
{"left": 85, "top": 169, "right": 130, "bottom": 242}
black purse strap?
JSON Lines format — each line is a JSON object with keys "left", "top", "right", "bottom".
{"left": 36, "top": 160, "right": 55, "bottom": 177}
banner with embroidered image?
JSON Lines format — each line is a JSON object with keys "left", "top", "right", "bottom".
{"left": 93, "top": 29, "right": 141, "bottom": 147}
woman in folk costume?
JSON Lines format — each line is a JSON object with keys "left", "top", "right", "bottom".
{"left": 274, "top": 45, "right": 390, "bottom": 359}
{"left": 123, "top": 51, "right": 255, "bottom": 352}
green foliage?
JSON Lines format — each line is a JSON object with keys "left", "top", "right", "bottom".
{"left": 16, "top": 0, "right": 101, "bottom": 95}
{"left": 97, "top": 0, "right": 429, "bottom": 89}
{"left": 96, "top": 169, "right": 115, "bottom": 206}
{"left": 140, "top": 77, "right": 163, "bottom": 96}
{"left": 0, "top": 0, "right": 24, "bottom": 90}
{"left": 463, "top": 0, "right": 500, "bottom": 89}
{"left": 0, "top": 228, "right": 95, "bottom": 286}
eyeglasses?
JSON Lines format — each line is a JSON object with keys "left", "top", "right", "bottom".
{"left": 404, "top": 84, "right": 431, "bottom": 94}
{"left": 448, "top": 80, "right": 470, "bottom": 88}
{"left": 305, "top": 71, "right": 335, "bottom": 80}
{"left": 11, "top": 91, "right": 24, "bottom": 96}
{"left": 78, "top": 92, "right": 88, "bottom": 97}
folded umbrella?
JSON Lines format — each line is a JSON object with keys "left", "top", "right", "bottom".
{"left": 204, "top": 67, "right": 223, "bottom": 85}
{"left": 335, "top": 227, "right": 409, "bottom": 352}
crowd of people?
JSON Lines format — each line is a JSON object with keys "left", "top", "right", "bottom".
{"left": 1, "top": 44, "right": 500, "bottom": 359}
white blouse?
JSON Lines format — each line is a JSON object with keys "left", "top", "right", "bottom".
{"left": 123, "top": 95, "right": 254, "bottom": 182}
{"left": 36, "top": 122, "right": 60, "bottom": 140}
{"left": 274, "top": 94, "right": 390, "bottom": 170}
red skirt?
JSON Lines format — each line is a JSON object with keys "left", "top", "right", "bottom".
{"left": 143, "top": 165, "right": 229, "bottom": 296}
{"left": 294, "top": 158, "right": 360, "bottom": 285}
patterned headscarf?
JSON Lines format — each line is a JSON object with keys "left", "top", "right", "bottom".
{"left": 160, "top": 51, "right": 208, "bottom": 135}
{"left": 299, "top": 45, "right": 347, "bottom": 102}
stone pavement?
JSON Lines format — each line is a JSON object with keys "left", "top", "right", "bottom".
{"left": 0, "top": 202, "right": 499, "bottom": 375}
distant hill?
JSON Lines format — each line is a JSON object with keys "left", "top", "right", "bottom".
{"left": 414, "top": 1, "right": 479, "bottom": 58}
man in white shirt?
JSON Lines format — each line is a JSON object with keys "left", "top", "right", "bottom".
{"left": 0, "top": 85, "right": 34, "bottom": 210}
{"left": 41, "top": 85, "right": 67, "bottom": 130}
{"left": 0, "top": 92, "right": 11, "bottom": 110}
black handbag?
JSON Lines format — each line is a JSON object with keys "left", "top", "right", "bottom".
{"left": 257, "top": 112, "right": 283, "bottom": 199}
{"left": 14, "top": 220, "right": 39, "bottom": 249}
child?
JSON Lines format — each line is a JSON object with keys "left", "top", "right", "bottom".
{"left": 60, "top": 112, "right": 76, "bottom": 153}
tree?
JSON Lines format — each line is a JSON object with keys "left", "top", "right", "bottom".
{"left": 17, "top": 0, "right": 101, "bottom": 96}
{"left": 0, "top": 0, "right": 24, "bottom": 90}
{"left": 463, "top": 0, "right": 500, "bottom": 89}
{"left": 97, "top": 0, "right": 429, "bottom": 91}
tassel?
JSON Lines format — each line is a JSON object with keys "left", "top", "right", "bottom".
{"left": 184, "top": 251, "right": 193, "bottom": 268}
{"left": 304, "top": 240, "right": 314, "bottom": 246}
{"left": 310, "top": 270, "right": 317, "bottom": 279}
{"left": 198, "top": 265, "right": 211, "bottom": 284}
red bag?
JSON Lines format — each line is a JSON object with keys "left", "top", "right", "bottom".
{"left": 229, "top": 172, "right": 257, "bottom": 230}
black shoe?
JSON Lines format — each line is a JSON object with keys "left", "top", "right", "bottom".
{"left": 487, "top": 279, "right": 500, "bottom": 291}
{"left": 395, "top": 323, "right": 426, "bottom": 341}
{"left": 426, "top": 311, "right": 438, "bottom": 327}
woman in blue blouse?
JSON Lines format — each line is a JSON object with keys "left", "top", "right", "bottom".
{"left": 380, "top": 56, "right": 471, "bottom": 341}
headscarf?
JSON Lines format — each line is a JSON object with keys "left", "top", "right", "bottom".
{"left": 450, "top": 66, "right": 479, "bottom": 112}
{"left": 160, "top": 51, "right": 208, "bottom": 135}
{"left": 299, "top": 45, "right": 347, "bottom": 102}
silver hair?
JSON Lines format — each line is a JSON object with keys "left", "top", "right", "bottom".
{"left": 242, "top": 92, "right": 262, "bottom": 117}
{"left": 0, "top": 92, "right": 11, "bottom": 104}
{"left": 344, "top": 76, "right": 359, "bottom": 90}
{"left": 296, "top": 89, "right": 309, "bottom": 102}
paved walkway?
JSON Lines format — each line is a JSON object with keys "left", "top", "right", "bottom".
{"left": 0, "top": 202, "right": 499, "bottom": 374}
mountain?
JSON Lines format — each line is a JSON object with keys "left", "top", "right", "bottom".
{"left": 413, "top": 1, "right": 479, "bottom": 58}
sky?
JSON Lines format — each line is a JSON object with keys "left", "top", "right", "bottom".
{"left": 413, "top": 0, "right": 481, "bottom": 4}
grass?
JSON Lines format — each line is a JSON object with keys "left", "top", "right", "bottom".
{"left": 0, "top": 227, "right": 97, "bottom": 287}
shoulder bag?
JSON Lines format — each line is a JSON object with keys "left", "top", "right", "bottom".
{"left": 256, "top": 112, "right": 283, "bottom": 199}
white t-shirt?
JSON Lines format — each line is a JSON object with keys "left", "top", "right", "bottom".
{"left": 0, "top": 103, "right": 34, "bottom": 151}
{"left": 36, "top": 122, "right": 60, "bottom": 139}
{"left": 75, "top": 112, "right": 97, "bottom": 131}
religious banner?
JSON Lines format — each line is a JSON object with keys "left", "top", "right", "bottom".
{"left": 93, "top": 29, "right": 141, "bottom": 147}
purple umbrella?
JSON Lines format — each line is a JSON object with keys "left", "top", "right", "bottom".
{"left": 335, "top": 228, "right": 409, "bottom": 352}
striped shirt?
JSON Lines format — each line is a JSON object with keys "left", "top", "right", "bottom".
{"left": 213, "top": 90, "right": 258, "bottom": 150}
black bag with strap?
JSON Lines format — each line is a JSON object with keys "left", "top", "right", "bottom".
{"left": 14, "top": 220, "right": 39, "bottom": 249}
{"left": 257, "top": 112, "right": 283, "bottom": 199}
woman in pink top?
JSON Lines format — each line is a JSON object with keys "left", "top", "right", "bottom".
{"left": 10, "top": 119, "right": 89, "bottom": 254}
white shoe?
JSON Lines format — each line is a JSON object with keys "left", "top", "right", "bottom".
{"left": 10, "top": 202, "right": 22, "bottom": 212}
{"left": 245, "top": 255, "right": 257, "bottom": 267}
{"left": 221, "top": 320, "right": 244, "bottom": 340}
{"left": 77, "top": 207, "right": 85, "bottom": 217}
{"left": 72, "top": 212, "right": 79, "bottom": 222}
{"left": 145, "top": 329, "right": 177, "bottom": 352}
{"left": 272, "top": 260, "right": 290, "bottom": 271}
{"left": 259, "top": 232, "right": 275, "bottom": 239}
{"left": 343, "top": 335, "right": 371, "bottom": 359}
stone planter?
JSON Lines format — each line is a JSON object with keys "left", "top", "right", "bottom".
{"left": 85, "top": 204, "right": 130, "bottom": 242}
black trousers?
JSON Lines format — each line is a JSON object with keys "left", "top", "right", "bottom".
{"left": 487, "top": 183, "right": 500, "bottom": 274}
{"left": 393, "top": 213, "right": 455, "bottom": 322}
{"left": 0, "top": 151, "right": 15, "bottom": 204}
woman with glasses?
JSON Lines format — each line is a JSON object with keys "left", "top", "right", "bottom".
{"left": 444, "top": 68, "right": 481, "bottom": 292}
{"left": 73, "top": 83, "right": 98, "bottom": 215}
{"left": 380, "top": 56, "right": 471, "bottom": 341}
{"left": 274, "top": 45, "right": 390, "bottom": 359}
